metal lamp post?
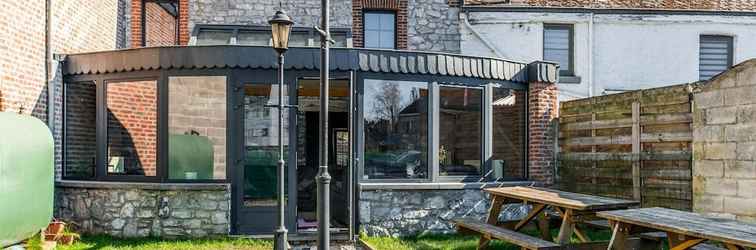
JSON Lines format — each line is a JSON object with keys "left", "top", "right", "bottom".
{"left": 269, "top": 10, "right": 294, "bottom": 250}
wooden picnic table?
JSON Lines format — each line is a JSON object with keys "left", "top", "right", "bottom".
{"left": 475, "top": 186, "right": 639, "bottom": 249}
{"left": 598, "top": 207, "right": 756, "bottom": 250}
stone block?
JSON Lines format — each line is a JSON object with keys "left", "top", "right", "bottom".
{"left": 693, "top": 194, "right": 724, "bottom": 213}
{"left": 737, "top": 66, "right": 756, "bottom": 86}
{"left": 725, "top": 124, "right": 756, "bottom": 142}
{"left": 724, "top": 86, "right": 756, "bottom": 106}
{"left": 737, "top": 142, "right": 756, "bottom": 160}
{"left": 706, "top": 106, "right": 737, "bottom": 125}
{"left": 694, "top": 91, "right": 722, "bottom": 109}
{"left": 693, "top": 125, "right": 723, "bottom": 142}
{"left": 737, "top": 105, "right": 756, "bottom": 124}
{"left": 737, "top": 180, "right": 756, "bottom": 198}
{"left": 702, "top": 177, "right": 737, "bottom": 196}
{"left": 725, "top": 161, "right": 756, "bottom": 179}
{"left": 694, "top": 160, "right": 724, "bottom": 177}
{"left": 704, "top": 142, "right": 736, "bottom": 160}
{"left": 724, "top": 196, "right": 756, "bottom": 215}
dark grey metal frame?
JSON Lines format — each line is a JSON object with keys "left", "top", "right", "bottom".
{"left": 543, "top": 23, "right": 574, "bottom": 77}
{"left": 191, "top": 24, "right": 352, "bottom": 46}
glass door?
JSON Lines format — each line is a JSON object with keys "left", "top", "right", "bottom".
{"left": 236, "top": 83, "right": 293, "bottom": 234}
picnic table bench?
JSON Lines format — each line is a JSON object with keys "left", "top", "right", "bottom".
{"left": 598, "top": 207, "right": 756, "bottom": 250}
{"left": 454, "top": 186, "right": 639, "bottom": 250}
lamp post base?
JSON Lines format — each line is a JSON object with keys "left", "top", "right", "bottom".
{"left": 274, "top": 228, "right": 289, "bottom": 250}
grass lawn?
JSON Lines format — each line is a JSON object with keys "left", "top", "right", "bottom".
{"left": 52, "top": 235, "right": 272, "bottom": 250}
{"left": 361, "top": 228, "right": 615, "bottom": 250}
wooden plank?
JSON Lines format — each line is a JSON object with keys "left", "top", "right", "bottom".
{"left": 560, "top": 113, "right": 692, "bottom": 131}
{"left": 454, "top": 218, "right": 561, "bottom": 250}
{"left": 559, "top": 152, "right": 691, "bottom": 161}
{"left": 632, "top": 102, "right": 641, "bottom": 201}
{"left": 597, "top": 208, "right": 756, "bottom": 248}
{"left": 563, "top": 132, "right": 691, "bottom": 146}
{"left": 485, "top": 186, "right": 639, "bottom": 211}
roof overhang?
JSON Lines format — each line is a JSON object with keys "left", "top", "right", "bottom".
{"left": 63, "top": 45, "right": 559, "bottom": 84}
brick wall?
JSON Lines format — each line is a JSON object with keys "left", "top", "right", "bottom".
{"left": 144, "top": 2, "right": 177, "bottom": 46}
{"left": 692, "top": 59, "right": 756, "bottom": 223}
{"left": 465, "top": 0, "right": 756, "bottom": 10}
{"left": 131, "top": 0, "right": 188, "bottom": 47}
{"left": 63, "top": 82, "right": 97, "bottom": 178}
{"left": 528, "top": 82, "right": 558, "bottom": 185}
{"left": 106, "top": 80, "right": 158, "bottom": 176}
{"left": 352, "top": 0, "right": 408, "bottom": 49}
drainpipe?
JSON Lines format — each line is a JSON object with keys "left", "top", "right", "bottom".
{"left": 45, "top": 0, "right": 54, "bottom": 130}
{"left": 461, "top": 11, "right": 506, "bottom": 58}
{"left": 588, "top": 12, "right": 594, "bottom": 97}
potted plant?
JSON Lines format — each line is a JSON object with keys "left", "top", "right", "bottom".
{"left": 57, "top": 232, "right": 80, "bottom": 246}
{"left": 44, "top": 220, "right": 66, "bottom": 241}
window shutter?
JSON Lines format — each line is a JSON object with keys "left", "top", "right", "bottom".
{"left": 544, "top": 24, "right": 572, "bottom": 75}
{"left": 699, "top": 35, "right": 733, "bottom": 80}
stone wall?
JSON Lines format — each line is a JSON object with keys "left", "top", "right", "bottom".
{"left": 692, "top": 59, "right": 756, "bottom": 223}
{"left": 359, "top": 188, "right": 527, "bottom": 236}
{"left": 188, "top": 0, "right": 352, "bottom": 34}
{"left": 407, "top": 0, "right": 460, "bottom": 53}
{"left": 55, "top": 181, "right": 230, "bottom": 237}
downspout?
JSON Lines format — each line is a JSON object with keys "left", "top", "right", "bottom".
{"left": 45, "top": 0, "right": 54, "bottom": 130}
{"left": 461, "top": 11, "right": 506, "bottom": 58}
{"left": 588, "top": 12, "right": 594, "bottom": 97}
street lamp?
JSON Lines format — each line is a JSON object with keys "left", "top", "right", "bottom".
{"left": 269, "top": 9, "right": 293, "bottom": 250}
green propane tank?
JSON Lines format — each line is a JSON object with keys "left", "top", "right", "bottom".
{"left": 0, "top": 112, "right": 54, "bottom": 247}
{"left": 168, "top": 134, "right": 214, "bottom": 180}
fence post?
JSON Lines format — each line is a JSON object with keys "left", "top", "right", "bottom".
{"left": 631, "top": 102, "right": 641, "bottom": 202}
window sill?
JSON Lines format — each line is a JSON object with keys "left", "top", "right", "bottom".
{"left": 56, "top": 180, "right": 230, "bottom": 191}
{"left": 359, "top": 181, "right": 538, "bottom": 191}
{"left": 558, "top": 76, "right": 581, "bottom": 84}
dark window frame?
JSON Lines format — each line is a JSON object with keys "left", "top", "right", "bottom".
{"left": 362, "top": 10, "right": 398, "bottom": 50}
{"left": 191, "top": 24, "right": 353, "bottom": 47}
{"left": 699, "top": 35, "right": 734, "bottom": 80}
{"left": 543, "top": 23, "right": 575, "bottom": 76}
{"left": 140, "top": 0, "right": 180, "bottom": 47}
{"left": 62, "top": 80, "right": 98, "bottom": 180}
{"left": 436, "top": 83, "right": 485, "bottom": 182}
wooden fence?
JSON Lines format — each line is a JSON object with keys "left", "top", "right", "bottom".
{"left": 557, "top": 84, "right": 693, "bottom": 210}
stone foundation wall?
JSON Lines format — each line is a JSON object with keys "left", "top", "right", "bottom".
{"left": 55, "top": 181, "right": 230, "bottom": 238}
{"left": 359, "top": 188, "right": 527, "bottom": 236}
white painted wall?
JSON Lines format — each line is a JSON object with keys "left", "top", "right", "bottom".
{"left": 461, "top": 11, "right": 756, "bottom": 101}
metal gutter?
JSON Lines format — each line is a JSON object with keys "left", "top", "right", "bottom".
{"left": 461, "top": 6, "right": 756, "bottom": 16}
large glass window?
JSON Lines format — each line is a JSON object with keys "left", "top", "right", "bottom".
{"left": 364, "top": 12, "right": 396, "bottom": 49}
{"left": 106, "top": 80, "right": 158, "bottom": 176}
{"left": 64, "top": 81, "right": 97, "bottom": 179}
{"left": 439, "top": 86, "right": 482, "bottom": 176}
{"left": 363, "top": 79, "right": 428, "bottom": 179}
{"left": 168, "top": 76, "right": 227, "bottom": 180}
{"left": 492, "top": 88, "right": 527, "bottom": 180}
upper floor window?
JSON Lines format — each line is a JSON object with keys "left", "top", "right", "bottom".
{"left": 543, "top": 24, "right": 573, "bottom": 76}
{"left": 364, "top": 11, "right": 396, "bottom": 49}
{"left": 699, "top": 35, "right": 734, "bottom": 80}
{"left": 142, "top": 0, "right": 179, "bottom": 46}
{"left": 191, "top": 25, "right": 352, "bottom": 47}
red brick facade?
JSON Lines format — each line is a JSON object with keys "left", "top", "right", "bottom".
{"left": 465, "top": 0, "right": 756, "bottom": 10}
{"left": 527, "top": 82, "right": 558, "bottom": 185}
{"left": 106, "top": 80, "right": 158, "bottom": 176}
{"left": 131, "top": 0, "right": 189, "bottom": 48}
{"left": 352, "top": 0, "right": 408, "bottom": 49}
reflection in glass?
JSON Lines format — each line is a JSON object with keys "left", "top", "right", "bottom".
{"left": 492, "top": 88, "right": 526, "bottom": 180}
{"left": 168, "top": 76, "right": 227, "bottom": 180}
{"left": 363, "top": 79, "right": 428, "bottom": 179}
{"left": 64, "top": 81, "right": 97, "bottom": 179}
{"left": 439, "top": 86, "right": 482, "bottom": 176}
{"left": 244, "top": 84, "right": 288, "bottom": 207}
{"left": 106, "top": 80, "right": 158, "bottom": 176}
